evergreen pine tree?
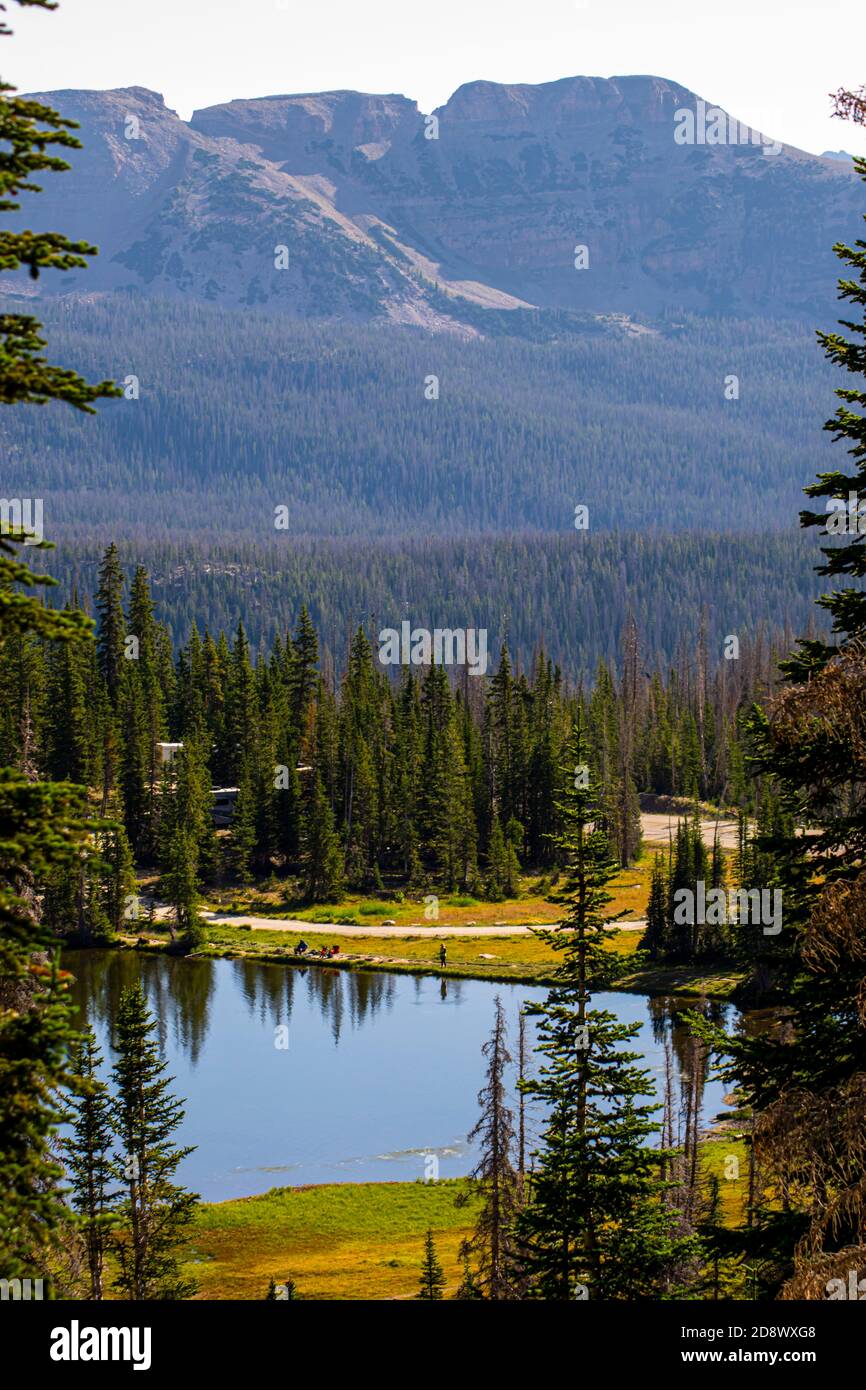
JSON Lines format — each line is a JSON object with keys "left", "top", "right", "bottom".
{"left": 158, "top": 741, "right": 209, "bottom": 946}
{"left": 125, "top": 565, "right": 167, "bottom": 856}
{"left": 99, "top": 814, "right": 136, "bottom": 936}
{"left": 0, "top": 2, "right": 117, "bottom": 1271}
{"left": 416, "top": 1227, "right": 446, "bottom": 1300}
{"left": 723, "top": 151, "right": 866, "bottom": 1296}
{"left": 96, "top": 543, "right": 126, "bottom": 705}
{"left": 515, "top": 715, "right": 699, "bottom": 1299}
{"left": 504, "top": 818, "right": 522, "bottom": 898}
{"left": 642, "top": 852, "right": 669, "bottom": 959}
{"left": 61, "top": 1029, "right": 116, "bottom": 1300}
{"left": 0, "top": 556, "right": 103, "bottom": 1270}
{"left": 289, "top": 605, "right": 319, "bottom": 738}
{"left": 109, "top": 983, "right": 198, "bottom": 1300}
{"left": 485, "top": 815, "right": 508, "bottom": 900}
{"left": 227, "top": 754, "right": 257, "bottom": 886}
{"left": 300, "top": 771, "right": 344, "bottom": 902}
{"left": 454, "top": 1240, "right": 484, "bottom": 1300}
{"left": 0, "top": 0, "right": 118, "bottom": 412}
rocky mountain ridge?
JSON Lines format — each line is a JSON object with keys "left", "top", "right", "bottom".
{"left": 10, "top": 74, "right": 862, "bottom": 331}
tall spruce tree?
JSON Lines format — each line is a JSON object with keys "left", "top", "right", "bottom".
{"left": 416, "top": 1227, "right": 446, "bottom": 1300}
{"left": 110, "top": 982, "right": 198, "bottom": 1300}
{"left": 157, "top": 741, "right": 208, "bottom": 947}
{"left": 722, "top": 148, "right": 866, "bottom": 1297}
{"left": 96, "top": 544, "right": 126, "bottom": 706}
{"left": 61, "top": 1029, "right": 116, "bottom": 1300}
{"left": 642, "top": 851, "right": 669, "bottom": 959}
{"left": 0, "top": 675, "right": 95, "bottom": 1270}
{"left": 485, "top": 815, "right": 509, "bottom": 900}
{"left": 516, "top": 716, "right": 699, "bottom": 1298}
{"left": 226, "top": 766, "right": 257, "bottom": 885}
{"left": 0, "top": 0, "right": 117, "bottom": 412}
{"left": 98, "top": 812, "right": 136, "bottom": 936}
{"left": 124, "top": 565, "right": 167, "bottom": 857}
{"left": 300, "top": 770, "right": 344, "bottom": 902}
{"left": 0, "top": 0, "right": 117, "bottom": 1267}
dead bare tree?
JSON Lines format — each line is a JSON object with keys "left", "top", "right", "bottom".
{"left": 517, "top": 1008, "right": 528, "bottom": 1203}
{"left": 831, "top": 86, "right": 866, "bottom": 125}
{"left": 465, "top": 996, "right": 521, "bottom": 1298}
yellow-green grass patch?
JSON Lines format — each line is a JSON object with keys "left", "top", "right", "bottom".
{"left": 186, "top": 1179, "right": 480, "bottom": 1300}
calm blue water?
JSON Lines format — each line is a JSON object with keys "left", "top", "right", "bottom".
{"left": 64, "top": 951, "right": 734, "bottom": 1202}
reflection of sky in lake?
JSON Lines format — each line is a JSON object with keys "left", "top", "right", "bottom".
{"left": 65, "top": 951, "right": 735, "bottom": 1203}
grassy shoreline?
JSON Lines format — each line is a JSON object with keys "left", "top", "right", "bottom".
{"left": 186, "top": 1179, "right": 481, "bottom": 1301}
{"left": 185, "top": 1135, "right": 750, "bottom": 1299}
{"left": 117, "top": 922, "right": 746, "bottom": 1000}
{"left": 125, "top": 838, "right": 746, "bottom": 999}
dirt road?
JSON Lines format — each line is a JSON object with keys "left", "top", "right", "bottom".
{"left": 640, "top": 811, "right": 739, "bottom": 849}
{"left": 202, "top": 912, "right": 647, "bottom": 937}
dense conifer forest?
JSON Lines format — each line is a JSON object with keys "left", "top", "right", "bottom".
{"left": 2, "top": 544, "right": 786, "bottom": 939}
{"left": 39, "top": 530, "right": 827, "bottom": 675}
{"left": 5, "top": 299, "right": 840, "bottom": 537}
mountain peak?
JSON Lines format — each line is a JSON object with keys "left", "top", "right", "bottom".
{"left": 190, "top": 88, "right": 421, "bottom": 154}
{"left": 28, "top": 84, "right": 170, "bottom": 109}
{"left": 12, "top": 74, "right": 864, "bottom": 329}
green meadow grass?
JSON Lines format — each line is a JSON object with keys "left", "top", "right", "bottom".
{"left": 186, "top": 1179, "right": 480, "bottom": 1301}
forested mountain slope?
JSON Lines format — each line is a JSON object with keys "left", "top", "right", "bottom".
{"left": 6, "top": 300, "right": 840, "bottom": 537}
{"left": 5, "top": 76, "right": 853, "bottom": 672}
{"left": 42, "top": 530, "right": 828, "bottom": 676}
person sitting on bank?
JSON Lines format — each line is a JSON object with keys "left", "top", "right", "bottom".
{"left": 296, "top": 939, "right": 308, "bottom": 955}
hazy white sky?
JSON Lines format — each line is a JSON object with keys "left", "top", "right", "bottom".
{"left": 7, "top": 0, "right": 866, "bottom": 156}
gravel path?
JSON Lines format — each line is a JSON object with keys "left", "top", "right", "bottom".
{"left": 202, "top": 912, "right": 647, "bottom": 938}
